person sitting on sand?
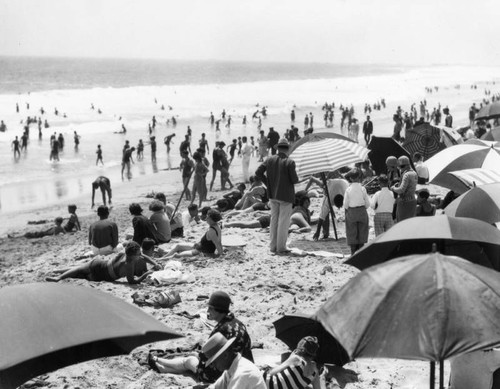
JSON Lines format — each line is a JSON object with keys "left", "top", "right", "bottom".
{"left": 182, "top": 203, "right": 201, "bottom": 230}
{"left": 129, "top": 203, "right": 159, "bottom": 245}
{"left": 63, "top": 204, "right": 81, "bottom": 232}
{"left": 264, "top": 336, "right": 327, "bottom": 389}
{"left": 91, "top": 176, "right": 112, "bottom": 208}
{"left": 46, "top": 241, "right": 162, "bottom": 284}
{"left": 149, "top": 291, "right": 254, "bottom": 384}
{"left": 215, "top": 183, "right": 246, "bottom": 212}
{"left": 141, "top": 237, "right": 168, "bottom": 258}
{"left": 289, "top": 195, "right": 314, "bottom": 233}
{"left": 234, "top": 176, "right": 267, "bottom": 210}
{"left": 415, "top": 188, "right": 436, "bottom": 217}
{"left": 89, "top": 205, "right": 121, "bottom": 255}
{"left": 22, "top": 217, "right": 65, "bottom": 239}
{"left": 163, "top": 209, "right": 223, "bottom": 258}
{"left": 149, "top": 200, "right": 171, "bottom": 243}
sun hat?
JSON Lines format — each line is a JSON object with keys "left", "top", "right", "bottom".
{"left": 385, "top": 156, "right": 398, "bottom": 167}
{"left": 274, "top": 138, "right": 290, "bottom": 150}
{"left": 397, "top": 155, "right": 410, "bottom": 167}
{"left": 203, "top": 333, "right": 236, "bottom": 366}
{"left": 295, "top": 336, "right": 319, "bottom": 358}
{"left": 208, "top": 291, "right": 232, "bottom": 313}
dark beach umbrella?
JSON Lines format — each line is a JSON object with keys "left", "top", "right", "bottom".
{"left": 0, "top": 283, "right": 183, "bottom": 389}
{"left": 444, "top": 183, "right": 500, "bottom": 224}
{"left": 273, "top": 313, "right": 350, "bottom": 366}
{"left": 367, "top": 136, "right": 413, "bottom": 175}
{"left": 475, "top": 101, "right": 500, "bottom": 121}
{"left": 403, "top": 123, "right": 445, "bottom": 160}
{"left": 480, "top": 126, "right": 500, "bottom": 141}
{"left": 345, "top": 215, "right": 500, "bottom": 271}
{"left": 318, "top": 253, "right": 500, "bottom": 389}
{"left": 426, "top": 141, "right": 500, "bottom": 193}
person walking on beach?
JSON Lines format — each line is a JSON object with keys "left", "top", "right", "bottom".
{"left": 391, "top": 156, "right": 418, "bottom": 222}
{"left": 257, "top": 131, "right": 268, "bottom": 162}
{"left": 12, "top": 136, "right": 21, "bottom": 158}
{"left": 199, "top": 132, "right": 209, "bottom": 153}
{"left": 256, "top": 138, "right": 299, "bottom": 254}
{"left": 370, "top": 174, "right": 395, "bottom": 236}
{"left": 92, "top": 176, "right": 112, "bottom": 207}
{"left": 137, "top": 139, "right": 144, "bottom": 160}
{"left": 179, "top": 134, "right": 192, "bottom": 157}
{"left": 164, "top": 133, "right": 175, "bottom": 169}
{"left": 210, "top": 142, "right": 222, "bottom": 191}
{"left": 363, "top": 115, "right": 373, "bottom": 145}
{"left": 180, "top": 151, "right": 195, "bottom": 201}
{"left": 267, "top": 127, "right": 279, "bottom": 155}
{"left": 122, "top": 147, "right": 135, "bottom": 180}
{"left": 20, "top": 132, "right": 28, "bottom": 152}
{"left": 241, "top": 136, "right": 253, "bottom": 183}
{"left": 96, "top": 145, "right": 104, "bottom": 165}
{"left": 74, "top": 131, "right": 80, "bottom": 150}
{"left": 149, "top": 136, "right": 157, "bottom": 162}
{"left": 50, "top": 139, "right": 60, "bottom": 161}
{"left": 191, "top": 151, "right": 210, "bottom": 207}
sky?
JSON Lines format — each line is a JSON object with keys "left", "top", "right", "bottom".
{"left": 1, "top": 0, "right": 499, "bottom": 65}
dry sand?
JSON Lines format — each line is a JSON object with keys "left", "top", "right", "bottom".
{"left": 0, "top": 161, "right": 451, "bottom": 389}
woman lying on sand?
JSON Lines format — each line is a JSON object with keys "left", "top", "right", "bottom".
{"left": 162, "top": 209, "right": 223, "bottom": 258}
{"left": 45, "top": 241, "right": 162, "bottom": 284}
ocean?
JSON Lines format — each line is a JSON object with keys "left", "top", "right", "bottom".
{"left": 1, "top": 56, "right": 499, "bottom": 215}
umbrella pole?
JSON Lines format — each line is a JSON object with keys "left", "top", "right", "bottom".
{"left": 439, "top": 360, "right": 444, "bottom": 389}
{"left": 430, "top": 361, "right": 435, "bottom": 389}
{"left": 321, "top": 172, "right": 338, "bottom": 240}
{"left": 171, "top": 171, "right": 193, "bottom": 220}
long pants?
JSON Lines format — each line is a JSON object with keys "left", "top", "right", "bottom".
{"left": 269, "top": 199, "right": 293, "bottom": 253}
{"left": 242, "top": 156, "right": 251, "bottom": 182}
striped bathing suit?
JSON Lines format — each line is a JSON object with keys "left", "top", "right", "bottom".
{"left": 264, "top": 365, "right": 313, "bottom": 389}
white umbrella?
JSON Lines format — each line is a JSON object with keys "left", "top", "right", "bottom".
{"left": 447, "top": 168, "right": 500, "bottom": 190}
{"left": 426, "top": 142, "right": 500, "bottom": 193}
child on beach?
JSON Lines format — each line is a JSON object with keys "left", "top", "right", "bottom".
{"left": 191, "top": 151, "right": 209, "bottom": 208}
{"left": 96, "top": 145, "right": 103, "bottom": 165}
{"left": 45, "top": 241, "right": 162, "bottom": 284}
{"left": 343, "top": 169, "right": 370, "bottom": 254}
{"left": 370, "top": 175, "right": 395, "bottom": 236}
{"left": 22, "top": 217, "right": 65, "bottom": 239}
{"left": 162, "top": 209, "right": 223, "bottom": 258}
{"left": 63, "top": 204, "right": 81, "bottom": 232}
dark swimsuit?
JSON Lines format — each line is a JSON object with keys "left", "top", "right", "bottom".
{"left": 195, "top": 226, "right": 219, "bottom": 254}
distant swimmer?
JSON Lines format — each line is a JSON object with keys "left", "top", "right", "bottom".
{"left": 74, "top": 131, "right": 81, "bottom": 149}
{"left": 149, "top": 136, "right": 157, "bottom": 162}
{"left": 50, "top": 139, "right": 60, "bottom": 161}
{"left": 164, "top": 133, "right": 175, "bottom": 169}
{"left": 92, "top": 176, "right": 112, "bottom": 207}
{"left": 20, "top": 132, "right": 28, "bottom": 152}
{"left": 12, "top": 136, "right": 21, "bottom": 158}
{"left": 137, "top": 139, "right": 144, "bottom": 160}
{"left": 96, "top": 144, "right": 104, "bottom": 165}
{"left": 115, "top": 124, "right": 126, "bottom": 134}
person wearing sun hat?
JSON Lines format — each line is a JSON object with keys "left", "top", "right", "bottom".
{"left": 255, "top": 137, "right": 299, "bottom": 254}
{"left": 391, "top": 155, "right": 418, "bottom": 222}
{"left": 203, "top": 333, "right": 266, "bottom": 389}
{"left": 149, "top": 290, "right": 254, "bottom": 384}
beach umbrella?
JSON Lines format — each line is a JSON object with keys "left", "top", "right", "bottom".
{"left": 444, "top": 183, "right": 500, "bottom": 224}
{"left": 403, "top": 123, "right": 446, "bottom": 160}
{"left": 289, "top": 132, "right": 369, "bottom": 178}
{"left": 474, "top": 101, "right": 500, "bottom": 121}
{"left": 273, "top": 313, "right": 350, "bottom": 366}
{"left": 344, "top": 215, "right": 500, "bottom": 271}
{"left": 0, "top": 283, "right": 183, "bottom": 389}
{"left": 289, "top": 132, "right": 369, "bottom": 240}
{"left": 480, "top": 126, "right": 500, "bottom": 141}
{"left": 426, "top": 141, "right": 500, "bottom": 193}
{"left": 439, "top": 125, "right": 463, "bottom": 147}
{"left": 446, "top": 168, "right": 500, "bottom": 193}
{"left": 318, "top": 252, "right": 500, "bottom": 389}
{"left": 367, "top": 136, "right": 413, "bottom": 175}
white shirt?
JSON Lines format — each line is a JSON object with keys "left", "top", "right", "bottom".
{"left": 209, "top": 354, "right": 266, "bottom": 389}
{"left": 181, "top": 210, "right": 199, "bottom": 228}
{"left": 344, "top": 182, "right": 370, "bottom": 209}
{"left": 371, "top": 187, "right": 395, "bottom": 213}
{"left": 414, "top": 160, "right": 429, "bottom": 180}
{"left": 242, "top": 143, "right": 253, "bottom": 158}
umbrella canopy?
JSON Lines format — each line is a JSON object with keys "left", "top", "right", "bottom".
{"left": 439, "top": 125, "right": 463, "bottom": 147}
{"left": 447, "top": 168, "right": 500, "bottom": 192}
{"left": 289, "top": 132, "right": 369, "bottom": 177}
{"left": 403, "top": 123, "right": 446, "bottom": 160}
{"left": 319, "top": 253, "right": 500, "bottom": 361}
{"left": 367, "top": 136, "right": 413, "bottom": 175}
{"left": 426, "top": 142, "right": 500, "bottom": 193}
{"left": 345, "top": 215, "right": 500, "bottom": 271}
{"left": 480, "top": 126, "right": 500, "bottom": 141}
{"left": 0, "top": 283, "right": 183, "bottom": 389}
{"left": 273, "top": 313, "right": 350, "bottom": 366}
{"left": 444, "top": 183, "right": 500, "bottom": 224}
{"left": 475, "top": 101, "right": 500, "bottom": 121}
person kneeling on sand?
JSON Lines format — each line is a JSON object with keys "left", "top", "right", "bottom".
{"left": 46, "top": 241, "right": 162, "bottom": 284}
{"left": 264, "top": 336, "right": 327, "bottom": 389}
{"left": 163, "top": 209, "right": 223, "bottom": 258}
{"left": 149, "top": 291, "right": 255, "bottom": 384}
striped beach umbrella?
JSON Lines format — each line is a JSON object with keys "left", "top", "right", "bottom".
{"left": 447, "top": 168, "right": 500, "bottom": 192}
{"left": 445, "top": 183, "right": 500, "bottom": 224}
{"left": 289, "top": 132, "right": 369, "bottom": 177}
{"left": 403, "top": 123, "right": 446, "bottom": 160}
{"left": 426, "top": 142, "right": 500, "bottom": 193}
